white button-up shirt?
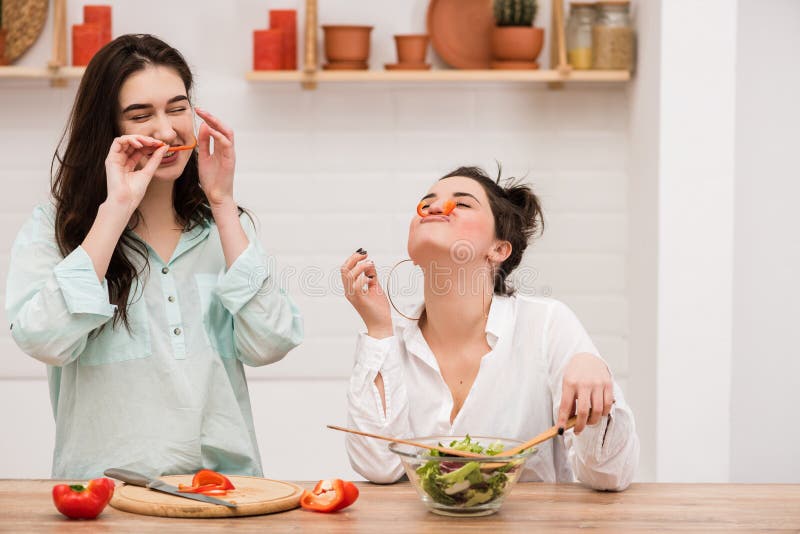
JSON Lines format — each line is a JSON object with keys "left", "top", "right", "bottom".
{"left": 346, "top": 294, "right": 639, "bottom": 490}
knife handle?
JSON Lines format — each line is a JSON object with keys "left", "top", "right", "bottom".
{"left": 104, "top": 468, "right": 152, "bottom": 487}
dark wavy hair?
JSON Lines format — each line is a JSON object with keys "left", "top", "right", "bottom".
{"left": 439, "top": 166, "right": 544, "bottom": 296}
{"left": 51, "top": 34, "right": 222, "bottom": 331}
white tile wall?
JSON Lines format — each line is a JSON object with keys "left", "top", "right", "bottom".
{"left": 0, "top": 0, "right": 630, "bottom": 479}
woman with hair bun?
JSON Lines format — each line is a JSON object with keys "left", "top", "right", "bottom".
{"left": 340, "top": 166, "right": 638, "bottom": 490}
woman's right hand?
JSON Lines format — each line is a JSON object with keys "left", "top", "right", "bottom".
{"left": 341, "top": 250, "right": 393, "bottom": 339}
{"left": 104, "top": 135, "right": 169, "bottom": 212}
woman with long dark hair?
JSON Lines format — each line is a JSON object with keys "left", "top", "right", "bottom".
{"left": 5, "top": 34, "right": 303, "bottom": 479}
{"left": 341, "top": 167, "right": 638, "bottom": 490}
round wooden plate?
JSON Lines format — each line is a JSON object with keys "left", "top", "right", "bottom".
{"left": 2, "top": 0, "right": 48, "bottom": 63}
{"left": 426, "top": 0, "right": 495, "bottom": 69}
{"left": 110, "top": 475, "right": 304, "bottom": 518}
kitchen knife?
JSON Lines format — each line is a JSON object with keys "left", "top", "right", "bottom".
{"left": 104, "top": 468, "right": 237, "bottom": 509}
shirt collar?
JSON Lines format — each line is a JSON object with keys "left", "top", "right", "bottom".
{"left": 484, "top": 294, "right": 513, "bottom": 348}
{"left": 398, "top": 294, "right": 514, "bottom": 370}
{"left": 166, "top": 217, "right": 212, "bottom": 265}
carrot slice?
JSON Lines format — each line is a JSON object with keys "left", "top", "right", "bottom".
{"left": 167, "top": 138, "right": 198, "bottom": 152}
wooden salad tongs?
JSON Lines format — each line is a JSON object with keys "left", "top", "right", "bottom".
{"left": 327, "top": 416, "right": 578, "bottom": 460}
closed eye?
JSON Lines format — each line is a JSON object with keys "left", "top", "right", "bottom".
{"left": 168, "top": 107, "right": 187, "bottom": 114}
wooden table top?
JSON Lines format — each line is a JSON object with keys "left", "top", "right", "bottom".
{"left": 2, "top": 480, "right": 799, "bottom": 532}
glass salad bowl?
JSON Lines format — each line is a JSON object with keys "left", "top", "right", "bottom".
{"left": 389, "top": 435, "right": 536, "bottom": 517}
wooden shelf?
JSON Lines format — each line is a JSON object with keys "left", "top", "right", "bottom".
{"left": 246, "top": 69, "right": 630, "bottom": 84}
{"left": 2, "top": 0, "right": 631, "bottom": 88}
{"left": 0, "top": 66, "right": 84, "bottom": 81}
{"left": 57, "top": 66, "right": 86, "bottom": 78}
{"left": 0, "top": 66, "right": 55, "bottom": 79}
{"left": 265, "top": 0, "right": 632, "bottom": 89}
{"left": 2, "top": 66, "right": 629, "bottom": 84}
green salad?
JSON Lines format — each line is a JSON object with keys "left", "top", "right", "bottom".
{"left": 414, "top": 436, "right": 527, "bottom": 508}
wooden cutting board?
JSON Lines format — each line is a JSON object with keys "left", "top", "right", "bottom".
{"left": 110, "top": 475, "right": 304, "bottom": 518}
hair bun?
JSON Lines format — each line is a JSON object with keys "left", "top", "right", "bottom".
{"left": 503, "top": 182, "right": 544, "bottom": 239}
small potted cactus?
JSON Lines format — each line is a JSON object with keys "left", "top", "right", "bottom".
{"left": 491, "top": 0, "right": 544, "bottom": 68}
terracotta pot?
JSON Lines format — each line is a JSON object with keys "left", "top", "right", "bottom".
{"left": 394, "top": 34, "right": 429, "bottom": 64}
{"left": 322, "top": 25, "right": 373, "bottom": 63}
{"left": 0, "top": 29, "right": 8, "bottom": 66}
{"left": 385, "top": 62, "right": 431, "bottom": 71}
{"left": 491, "top": 60, "right": 539, "bottom": 70}
{"left": 491, "top": 27, "right": 544, "bottom": 62}
{"left": 323, "top": 61, "right": 368, "bottom": 70}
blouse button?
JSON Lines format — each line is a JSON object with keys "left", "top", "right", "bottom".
{"left": 168, "top": 295, "right": 175, "bottom": 303}
{"left": 162, "top": 267, "right": 169, "bottom": 274}
{"left": 173, "top": 327, "right": 182, "bottom": 336}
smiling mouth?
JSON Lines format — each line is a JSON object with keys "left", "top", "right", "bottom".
{"left": 420, "top": 216, "right": 450, "bottom": 223}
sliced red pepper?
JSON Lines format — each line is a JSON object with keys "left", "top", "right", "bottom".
{"left": 199, "top": 489, "right": 229, "bottom": 496}
{"left": 177, "top": 469, "right": 235, "bottom": 495}
{"left": 177, "top": 483, "right": 225, "bottom": 494}
{"left": 178, "top": 469, "right": 236, "bottom": 495}
{"left": 52, "top": 477, "right": 115, "bottom": 520}
{"left": 167, "top": 138, "right": 198, "bottom": 152}
{"left": 417, "top": 199, "right": 457, "bottom": 218}
{"left": 300, "top": 479, "right": 359, "bottom": 513}
{"left": 178, "top": 485, "right": 229, "bottom": 496}
{"left": 191, "top": 469, "right": 235, "bottom": 490}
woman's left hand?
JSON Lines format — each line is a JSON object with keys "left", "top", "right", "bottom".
{"left": 557, "top": 353, "right": 615, "bottom": 435}
{"left": 196, "top": 108, "right": 236, "bottom": 207}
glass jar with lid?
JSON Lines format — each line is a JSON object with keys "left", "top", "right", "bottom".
{"left": 566, "top": 2, "right": 596, "bottom": 70}
{"left": 592, "top": 0, "right": 634, "bottom": 70}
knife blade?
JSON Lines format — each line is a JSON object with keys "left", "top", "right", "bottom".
{"left": 104, "top": 468, "right": 237, "bottom": 509}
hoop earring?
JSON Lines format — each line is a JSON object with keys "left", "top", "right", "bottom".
{"left": 483, "top": 259, "right": 491, "bottom": 320}
{"left": 386, "top": 259, "right": 422, "bottom": 321}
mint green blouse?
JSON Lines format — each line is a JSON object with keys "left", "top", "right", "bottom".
{"left": 5, "top": 205, "right": 303, "bottom": 479}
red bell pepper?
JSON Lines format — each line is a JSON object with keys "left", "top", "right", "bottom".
{"left": 300, "top": 479, "right": 359, "bottom": 513}
{"left": 177, "top": 483, "right": 223, "bottom": 494}
{"left": 166, "top": 138, "right": 197, "bottom": 152}
{"left": 191, "top": 469, "right": 235, "bottom": 490}
{"left": 417, "top": 199, "right": 457, "bottom": 218}
{"left": 52, "top": 477, "right": 115, "bottom": 520}
{"left": 177, "top": 469, "right": 235, "bottom": 495}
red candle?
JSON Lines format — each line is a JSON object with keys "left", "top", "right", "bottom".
{"left": 253, "top": 29, "right": 284, "bottom": 70}
{"left": 269, "top": 10, "right": 297, "bottom": 70}
{"left": 83, "top": 5, "right": 112, "bottom": 45}
{"left": 72, "top": 24, "right": 103, "bottom": 66}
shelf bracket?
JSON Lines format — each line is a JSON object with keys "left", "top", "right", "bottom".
{"left": 547, "top": 0, "right": 572, "bottom": 90}
{"left": 302, "top": 0, "right": 319, "bottom": 90}
{"left": 47, "top": 0, "right": 68, "bottom": 87}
